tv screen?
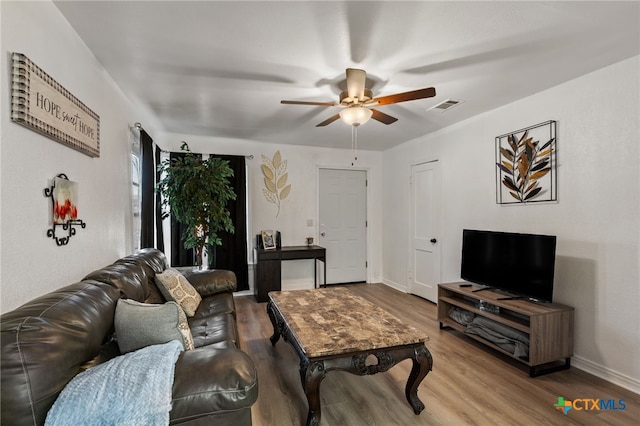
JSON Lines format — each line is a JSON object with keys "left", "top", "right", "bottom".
{"left": 461, "top": 229, "right": 556, "bottom": 302}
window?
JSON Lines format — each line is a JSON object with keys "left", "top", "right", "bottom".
{"left": 131, "top": 131, "right": 141, "bottom": 251}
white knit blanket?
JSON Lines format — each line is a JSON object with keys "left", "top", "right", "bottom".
{"left": 45, "top": 340, "right": 183, "bottom": 426}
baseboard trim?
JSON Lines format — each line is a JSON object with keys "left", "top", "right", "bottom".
{"left": 381, "top": 278, "right": 407, "bottom": 293}
{"left": 567, "top": 356, "right": 640, "bottom": 394}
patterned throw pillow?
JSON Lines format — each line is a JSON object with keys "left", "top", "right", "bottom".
{"left": 175, "top": 307, "right": 195, "bottom": 350}
{"left": 114, "top": 299, "right": 194, "bottom": 352}
{"left": 155, "top": 268, "right": 202, "bottom": 317}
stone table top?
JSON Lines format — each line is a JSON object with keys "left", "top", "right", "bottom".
{"left": 268, "top": 287, "right": 429, "bottom": 358}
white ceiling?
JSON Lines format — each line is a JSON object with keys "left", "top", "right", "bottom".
{"left": 53, "top": 1, "right": 640, "bottom": 151}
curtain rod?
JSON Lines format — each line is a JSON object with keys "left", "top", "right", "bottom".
{"left": 134, "top": 127, "right": 254, "bottom": 159}
{"left": 159, "top": 148, "right": 254, "bottom": 160}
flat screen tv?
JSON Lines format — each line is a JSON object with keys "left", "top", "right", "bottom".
{"left": 461, "top": 229, "right": 557, "bottom": 302}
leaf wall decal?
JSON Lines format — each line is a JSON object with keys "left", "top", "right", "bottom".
{"left": 524, "top": 187, "right": 542, "bottom": 200}
{"left": 264, "top": 177, "right": 277, "bottom": 192}
{"left": 496, "top": 121, "right": 556, "bottom": 203}
{"left": 503, "top": 176, "right": 518, "bottom": 191}
{"left": 497, "top": 163, "right": 512, "bottom": 175}
{"left": 272, "top": 151, "right": 282, "bottom": 169}
{"left": 280, "top": 184, "right": 291, "bottom": 200}
{"left": 531, "top": 161, "right": 548, "bottom": 172}
{"left": 263, "top": 188, "right": 277, "bottom": 204}
{"left": 261, "top": 150, "right": 292, "bottom": 217}
{"left": 530, "top": 168, "right": 550, "bottom": 180}
{"left": 261, "top": 164, "right": 275, "bottom": 180}
{"left": 500, "top": 147, "right": 514, "bottom": 161}
{"left": 540, "top": 137, "right": 555, "bottom": 151}
{"left": 277, "top": 173, "right": 288, "bottom": 189}
{"left": 537, "top": 148, "right": 552, "bottom": 158}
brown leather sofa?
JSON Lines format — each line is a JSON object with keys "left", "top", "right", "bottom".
{"left": 1, "top": 248, "right": 258, "bottom": 425}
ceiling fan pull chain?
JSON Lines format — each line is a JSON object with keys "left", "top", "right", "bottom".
{"left": 351, "top": 125, "right": 358, "bottom": 166}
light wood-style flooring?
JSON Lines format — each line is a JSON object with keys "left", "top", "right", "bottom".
{"left": 235, "top": 283, "right": 639, "bottom": 425}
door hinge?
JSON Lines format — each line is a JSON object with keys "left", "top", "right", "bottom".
{"left": 365, "top": 220, "right": 368, "bottom": 227}
{"left": 365, "top": 261, "right": 368, "bottom": 268}
{"left": 365, "top": 179, "right": 368, "bottom": 187}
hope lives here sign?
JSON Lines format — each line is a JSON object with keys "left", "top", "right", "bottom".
{"left": 11, "top": 53, "right": 100, "bottom": 158}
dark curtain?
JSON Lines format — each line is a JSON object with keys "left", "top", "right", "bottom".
{"left": 208, "top": 155, "right": 249, "bottom": 291}
{"left": 140, "top": 130, "right": 154, "bottom": 249}
{"left": 169, "top": 153, "right": 248, "bottom": 292}
{"left": 154, "top": 145, "right": 165, "bottom": 252}
{"left": 140, "top": 129, "right": 164, "bottom": 250}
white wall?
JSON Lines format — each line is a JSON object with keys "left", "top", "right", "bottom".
{"left": 382, "top": 56, "right": 640, "bottom": 392}
{"left": 0, "top": 1, "right": 154, "bottom": 312}
{"left": 153, "top": 132, "right": 383, "bottom": 292}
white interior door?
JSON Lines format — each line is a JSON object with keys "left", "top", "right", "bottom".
{"left": 409, "top": 161, "right": 441, "bottom": 302}
{"left": 319, "top": 169, "right": 367, "bottom": 284}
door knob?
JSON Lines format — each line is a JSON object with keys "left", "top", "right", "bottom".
{"left": 430, "top": 238, "right": 437, "bottom": 244}
{"left": 321, "top": 232, "right": 326, "bottom": 237}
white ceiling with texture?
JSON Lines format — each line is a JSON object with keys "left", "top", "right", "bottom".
{"left": 54, "top": 1, "right": 640, "bottom": 151}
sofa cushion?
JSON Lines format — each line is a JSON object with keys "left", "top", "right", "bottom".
{"left": 116, "top": 248, "right": 169, "bottom": 300}
{"left": 189, "top": 313, "right": 238, "bottom": 348}
{"left": 84, "top": 263, "right": 148, "bottom": 301}
{"left": 114, "top": 299, "right": 194, "bottom": 353}
{"left": 155, "top": 268, "right": 202, "bottom": 317}
{"left": 170, "top": 347, "right": 258, "bottom": 423}
{"left": 178, "top": 268, "right": 237, "bottom": 296}
{"left": 192, "top": 293, "right": 236, "bottom": 319}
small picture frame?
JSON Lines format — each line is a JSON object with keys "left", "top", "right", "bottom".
{"left": 261, "top": 230, "right": 276, "bottom": 250}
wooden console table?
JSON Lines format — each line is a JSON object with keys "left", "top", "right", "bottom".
{"left": 255, "top": 245, "right": 326, "bottom": 302}
{"left": 438, "top": 282, "right": 574, "bottom": 376}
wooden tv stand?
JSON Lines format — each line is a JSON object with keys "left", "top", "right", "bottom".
{"left": 437, "top": 282, "right": 574, "bottom": 377}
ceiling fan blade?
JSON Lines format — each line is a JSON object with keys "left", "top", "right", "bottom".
{"left": 316, "top": 114, "right": 341, "bottom": 127}
{"left": 373, "top": 87, "right": 436, "bottom": 106}
{"left": 281, "top": 100, "right": 336, "bottom": 107}
{"left": 370, "top": 109, "right": 398, "bottom": 125}
{"left": 346, "top": 68, "right": 366, "bottom": 101}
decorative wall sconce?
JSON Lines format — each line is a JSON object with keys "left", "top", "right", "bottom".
{"left": 43, "top": 174, "right": 86, "bottom": 246}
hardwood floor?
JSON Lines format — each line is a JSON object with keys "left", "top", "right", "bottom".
{"left": 235, "top": 283, "right": 639, "bottom": 425}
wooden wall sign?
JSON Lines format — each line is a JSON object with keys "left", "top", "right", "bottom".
{"left": 11, "top": 53, "right": 100, "bottom": 157}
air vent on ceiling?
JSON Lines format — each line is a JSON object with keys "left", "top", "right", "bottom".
{"left": 427, "top": 99, "right": 462, "bottom": 112}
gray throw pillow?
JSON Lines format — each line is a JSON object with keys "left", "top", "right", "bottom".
{"left": 114, "top": 299, "right": 194, "bottom": 353}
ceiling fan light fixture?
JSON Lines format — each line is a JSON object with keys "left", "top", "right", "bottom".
{"left": 340, "top": 106, "right": 372, "bottom": 127}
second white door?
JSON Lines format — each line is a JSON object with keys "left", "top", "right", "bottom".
{"left": 319, "top": 169, "right": 367, "bottom": 284}
{"left": 409, "top": 160, "right": 441, "bottom": 302}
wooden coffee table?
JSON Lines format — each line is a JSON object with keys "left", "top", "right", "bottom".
{"left": 267, "top": 287, "right": 432, "bottom": 426}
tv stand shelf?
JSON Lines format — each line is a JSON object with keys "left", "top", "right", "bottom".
{"left": 438, "top": 282, "right": 574, "bottom": 377}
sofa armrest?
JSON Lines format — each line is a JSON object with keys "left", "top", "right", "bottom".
{"left": 171, "top": 347, "right": 258, "bottom": 423}
{"left": 176, "top": 268, "right": 237, "bottom": 297}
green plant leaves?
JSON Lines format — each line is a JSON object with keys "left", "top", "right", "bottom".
{"left": 156, "top": 142, "right": 236, "bottom": 265}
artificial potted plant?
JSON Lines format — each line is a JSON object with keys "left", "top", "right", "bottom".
{"left": 157, "top": 142, "right": 236, "bottom": 268}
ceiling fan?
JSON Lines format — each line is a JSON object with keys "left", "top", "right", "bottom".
{"left": 281, "top": 68, "right": 436, "bottom": 127}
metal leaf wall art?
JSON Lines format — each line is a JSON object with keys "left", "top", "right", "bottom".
{"left": 262, "top": 150, "right": 291, "bottom": 217}
{"left": 496, "top": 120, "right": 557, "bottom": 204}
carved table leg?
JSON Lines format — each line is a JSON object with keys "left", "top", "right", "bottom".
{"left": 302, "top": 360, "right": 326, "bottom": 426}
{"left": 266, "top": 301, "right": 281, "bottom": 346}
{"left": 405, "top": 344, "right": 433, "bottom": 414}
